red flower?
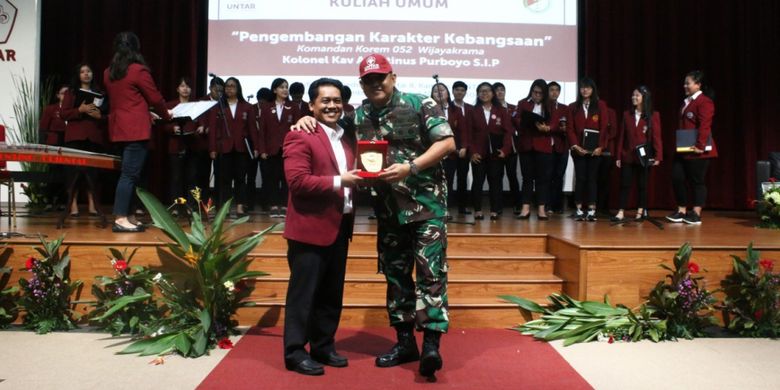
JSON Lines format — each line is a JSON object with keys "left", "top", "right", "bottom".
{"left": 770, "top": 177, "right": 777, "bottom": 183}
{"left": 113, "top": 259, "right": 128, "bottom": 272}
{"left": 687, "top": 262, "right": 700, "bottom": 274}
{"left": 760, "top": 259, "right": 774, "bottom": 272}
{"left": 755, "top": 309, "right": 764, "bottom": 321}
{"left": 25, "top": 256, "right": 35, "bottom": 270}
{"left": 608, "top": 335, "right": 614, "bottom": 344}
{"left": 218, "top": 338, "right": 233, "bottom": 349}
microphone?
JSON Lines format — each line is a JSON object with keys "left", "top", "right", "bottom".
{"left": 247, "top": 94, "right": 255, "bottom": 100}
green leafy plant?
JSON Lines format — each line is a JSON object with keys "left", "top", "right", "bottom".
{"left": 644, "top": 243, "right": 718, "bottom": 339}
{"left": 720, "top": 243, "right": 780, "bottom": 337}
{"left": 0, "top": 266, "right": 20, "bottom": 328}
{"left": 756, "top": 180, "right": 780, "bottom": 229}
{"left": 114, "top": 187, "right": 273, "bottom": 357}
{"left": 90, "top": 247, "right": 161, "bottom": 336}
{"left": 502, "top": 294, "right": 667, "bottom": 346}
{"left": 17, "top": 235, "right": 83, "bottom": 334}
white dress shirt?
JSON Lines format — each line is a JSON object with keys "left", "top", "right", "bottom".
{"left": 320, "top": 121, "right": 352, "bottom": 214}
{"left": 682, "top": 90, "right": 702, "bottom": 112}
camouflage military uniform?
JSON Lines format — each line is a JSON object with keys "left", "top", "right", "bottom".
{"left": 354, "top": 89, "right": 453, "bottom": 333}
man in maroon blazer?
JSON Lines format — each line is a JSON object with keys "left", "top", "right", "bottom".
{"left": 282, "top": 77, "right": 362, "bottom": 376}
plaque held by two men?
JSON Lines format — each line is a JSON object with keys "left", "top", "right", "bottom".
{"left": 357, "top": 140, "right": 388, "bottom": 179}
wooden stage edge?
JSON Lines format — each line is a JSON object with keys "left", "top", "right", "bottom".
{"left": 0, "top": 209, "right": 778, "bottom": 327}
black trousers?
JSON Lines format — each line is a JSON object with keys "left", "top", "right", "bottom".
{"left": 443, "top": 156, "right": 470, "bottom": 211}
{"left": 672, "top": 158, "right": 710, "bottom": 207}
{"left": 216, "top": 151, "right": 249, "bottom": 206}
{"left": 64, "top": 140, "right": 101, "bottom": 206}
{"left": 597, "top": 155, "right": 615, "bottom": 211}
{"left": 503, "top": 153, "right": 521, "bottom": 208}
{"left": 519, "top": 151, "right": 555, "bottom": 206}
{"left": 283, "top": 218, "right": 350, "bottom": 365}
{"left": 572, "top": 154, "right": 602, "bottom": 206}
{"left": 471, "top": 157, "right": 504, "bottom": 213}
{"left": 619, "top": 163, "right": 650, "bottom": 210}
{"left": 264, "top": 154, "right": 287, "bottom": 208}
{"left": 167, "top": 151, "right": 200, "bottom": 204}
{"left": 245, "top": 157, "right": 261, "bottom": 210}
{"left": 549, "top": 150, "right": 569, "bottom": 211}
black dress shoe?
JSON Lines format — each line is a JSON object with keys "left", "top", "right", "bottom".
{"left": 474, "top": 213, "right": 484, "bottom": 220}
{"left": 489, "top": 213, "right": 499, "bottom": 221}
{"left": 285, "top": 358, "right": 324, "bottom": 376}
{"left": 516, "top": 213, "right": 530, "bottom": 220}
{"left": 112, "top": 223, "right": 145, "bottom": 233}
{"left": 312, "top": 351, "right": 348, "bottom": 367}
{"left": 538, "top": 215, "right": 549, "bottom": 221}
{"left": 610, "top": 215, "right": 625, "bottom": 222}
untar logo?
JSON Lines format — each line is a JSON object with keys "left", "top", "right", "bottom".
{"left": 0, "top": 0, "right": 18, "bottom": 44}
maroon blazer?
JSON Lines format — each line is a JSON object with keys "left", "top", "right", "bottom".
{"left": 60, "top": 89, "right": 106, "bottom": 145}
{"left": 567, "top": 100, "right": 609, "bottom": 150}
{"left": 40, "top": 103, "right": 67, "bottom": 146}
{"left": 443, "top": 104, "right": 468, "bottom": 158}
{"left": 678, "top": 94, "right": 717, "bottom": 159}
{"left": 103, "top": 63, "right": 170, "bottom": 142}
{"left": 164, "top": 100, "right": 207, "bottom": 154}
{"left": 468, "top": 105, "right": 514, "bottom": 158}
{"left": 283, "top": 124, "right": 356, "bottom": 247}
{"left": 550, "top": 101, "right": 570, "bottom": 154}
{"left": 514, "top": 99, "right": 556, "bottom": 154}
{"left": 261, "top": 102, "right": 300, "bottom": 156}
{"left": 207, "top": 100, "right": 260, "bottom": 155}
{"left": 616, "top": 111, "right": 663, "bottom": 164}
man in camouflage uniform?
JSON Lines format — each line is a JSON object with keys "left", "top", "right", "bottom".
{"left": 355, "top": 54, "right": 455, "bottom": 378}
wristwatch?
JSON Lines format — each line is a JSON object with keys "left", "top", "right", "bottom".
{"left": 408, "top": 161, "right": 419, "bottom": 176}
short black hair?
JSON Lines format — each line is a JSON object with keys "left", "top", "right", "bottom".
{"left": 548, "top": 81, "right": 561, "bottom": 90}
{"left": 492, "top": 82, "right": 506, "bottom": 91}
{"left": 308, "top": 78, "right": 344, "bottom": 101}
{"left": 452, "top": 81, "right": 468, "bottom": 90}
{"left": 341, "top": 85, "right": 352, "bottom": 102}
{"left": 256, "top": 87, "right": 273, "bottom": 103}
{"left": 290, "top": 82, "right": 305, "bottom": 95}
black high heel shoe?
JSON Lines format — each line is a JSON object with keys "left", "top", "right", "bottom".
{"left": 474, "top": 213, "right": 484, "bottom": 220}
{"left": 489, "top": 213, "right": 499, "bottom": 221}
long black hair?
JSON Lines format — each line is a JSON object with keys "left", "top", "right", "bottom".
{"left": 224, "top": 77, "right": 246, "bottom": 103}
{"left": 108, "top": 31, "right": 146, "bottom": 81}
{"left": 634, "top": 85, "right": 654, "bottom": 129}
{"left": 430, "top": 83, "right": 452, "bottom": 104}
{"left": 525, "top": 78, "right": 550, "bottom": 117}
{"left": 685, "top": 70, "right": 715, "bottom": 100}
{"left": 70, "top": 63, "right": 98, "bottom": 92}
{"left": 575, "top": 77, "right": 601, "bottom": 116}
{"left": 271, "top": 78, "right": 289, "bottom": 101}
{"left": 474, "top": 82, "right": 500, "bottom": 107}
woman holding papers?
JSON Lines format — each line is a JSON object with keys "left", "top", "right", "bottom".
{"left": 61, "top": 63, "right": 106, "bottom": 218}
{"left": 260, "top": 78, "right": 299, "bottom": 218}
{"left": 613, "top": 86, "right": 662, "bottom": 222}
{"left": 667, "top": 70, "right": 717, "bottom": 225}
{"left": 165, "top": 77, "right": 206, "bottom": 211}
{"left": 567, "top": 77, "right": 609, "bottom": 221}
{"left": 103, "top": 31, "right": 172, "bottom": 232}
{"left": 469, "top": 82, "right": 513, "bottom": 221}
{"left": 207, "top": 77, "right": 260, "bottom": 218}
{"left": 513, "top": 79, "right": 557, "bottom": 220}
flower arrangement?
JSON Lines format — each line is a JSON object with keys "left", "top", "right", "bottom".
{"left": 90, "top": 247, "right": 162, "bottom": 336}
{"left": 720, "top": 243, "right": 780, "bottom": 337}
{"left": 0, "top": 266, "right": 19, "bottom": 328}
{"left": 502, "top": 294, "right": 667, "bottom": 346}
{"left": 17, "top": 235, "right": 83, "bottom": 334}
{"left": 115, "top": 187, "right": 272, "bottom": 357}
{"left": 644, "top": 243, "right": 718, "bottom": 339}
{"left": 756, "top": 178, "right": 780, "bottom": 229}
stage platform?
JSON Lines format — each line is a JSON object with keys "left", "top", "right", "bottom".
{"left": 1, "top": 209, "right": 778, "bottom": 328}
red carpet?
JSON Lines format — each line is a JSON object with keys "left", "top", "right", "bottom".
{"left": 198, "top": 327, "right": 592, "bottom": 390}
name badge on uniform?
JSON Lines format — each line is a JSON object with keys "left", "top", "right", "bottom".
{"left": 287, "top": 114, "right": 293, "bottom": 123}
{"left": 686, "top": 112, "right": 694, "bottom": 119}
{"left": 242, "top": 112, "right": 247, "bottom": 120}
{"left": 643, "top": 125, "right": 648, "bottom": 134}
{"left": 592, "top": 114, "right": 599, "bottom": 122}
{"left": 496, "top": 117, "right": 502, "bottom": 126}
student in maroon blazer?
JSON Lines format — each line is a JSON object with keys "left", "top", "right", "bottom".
{"left": 431, "top": 82, "right": 470, "bottom": 216}
{"left": 493, "top": 82, "right": 521, "bottom": 214}
{"left": 164, "top": 77, "right": 205, "bottom": 211}
{"left": 40, "top": 85, "right": 70, "bottom": 210}
{"left": 595, "top": 105, "right": 619, "bottom": 215}
{"left": 469, "top": 82, "right": 513, "bottom": 220}
{"left": 260, "top": 77, "right": 301, "bottom": 218}
{"left": 282, "top": 78, "right": 361, "bottom": 376}
{"left": 547, "top": 81, "right": 570, "bottom": 214}
{"left": 451, "top": 81, "right": 474, "bottom": 118}
{"left": 613, "top": 86, "right": 663, "bottom": 222}
{"left": 513, "top": 79, "right": 557, "bottom": 220}
{"left": 567, "top": 77, "right": 609, "bottom": 221}
{"left": 667, "top": 70, "right": 717, "bottom": 225}
{"left": 61, "top": 63, "right": 106, "bottom": 217}
{"left": 207, "top": 77, "right": 260, "bottom": 217}
{"left": 103, "top": 31, "right": 172, "bottom": 232}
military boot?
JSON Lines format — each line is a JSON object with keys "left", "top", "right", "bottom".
{"left": 375, "top": 324, "right": 420, "bottom": 367}
{"left": 419, "top": 330, "right": 443, "bottom": 377}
